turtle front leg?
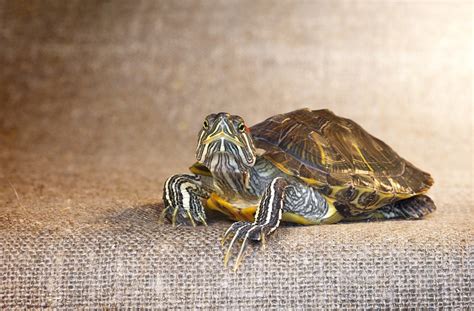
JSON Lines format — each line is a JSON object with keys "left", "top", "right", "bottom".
{"left": 162, "top": 174, "right": 210, "bottom": 226}
{"left": 222, "top": 177, "right": 288, "bottom": 271}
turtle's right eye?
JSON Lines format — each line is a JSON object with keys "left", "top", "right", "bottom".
{"left": 203, "top": 120, "right": 209, "bottom": 129}
{"left": 237, "top": 122, "right": 246, "bottom": 133}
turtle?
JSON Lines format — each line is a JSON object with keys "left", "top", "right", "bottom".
{"left": 162, "top": 108, "right": 435, "bottom": 270}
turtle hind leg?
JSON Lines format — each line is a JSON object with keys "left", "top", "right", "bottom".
{"left": 378, "top": 195, "right": 436, "bottom": 220}
{"left": 344, "top": 195, "right": 436, "bottom": 222}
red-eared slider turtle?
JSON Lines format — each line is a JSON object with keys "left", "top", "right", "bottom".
{"left": 162, "top": 108, "right": 435, "bottom": 270}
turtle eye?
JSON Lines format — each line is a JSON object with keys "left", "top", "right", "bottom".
{"left": 237, "top": 122, "right": 246, "bottom": 133}
{"left": 203, "top": 120, "right": 209, "bottom": 129}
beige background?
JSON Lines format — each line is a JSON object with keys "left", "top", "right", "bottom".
{"left": 0, "top": 1, "right": 472, "bottom": 308}
{"left": 1, "top": 0, "right": 472, "bottom": 226}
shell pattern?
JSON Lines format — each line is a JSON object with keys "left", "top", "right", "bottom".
{"left": 251, "top": 109, "right": 433, "bottom": 216}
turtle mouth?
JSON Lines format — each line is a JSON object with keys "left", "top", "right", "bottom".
{"left": 199, "top": 132, "right": 253, "bottom": 168}
{"left": 203, "top": 130, "right": 244, "bottom": 147}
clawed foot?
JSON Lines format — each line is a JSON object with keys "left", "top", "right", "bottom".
{"left": 160, "top": 201, "right": 207, "bottom": 227}
{"left": 161, "top": 174, "right": 209, "bottom": 227}
{"left": 221, "top": 177, "right": 288, "bottom": 271}
{"left": 221, "top": 221, "right": 271, "bottom": 271}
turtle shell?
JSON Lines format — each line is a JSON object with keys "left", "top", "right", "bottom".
{"left": 251, "top": 108, "right": 434, "bottom": 215}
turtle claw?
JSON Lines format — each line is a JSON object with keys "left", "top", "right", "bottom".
{"left": 221, "top": 221, "right": 244, "bottom": 246}
{"left": 198, "top": 214, "right": 208, "bottom": 227}
{"left": 171, "top": 205, "right": 180, "bottom": 226}
{"left": 260, "top": 233, "right": 267, "bottom": 250}
{"left": 186, "top": 210, "right": 197, "bottom": 227}
{"left": 162, "top": 201, "right": 207, "bottom": 227}
{"left": 222, "top": 221, "right": 266, "bottom": 271}
{"left": 158, "top": 206, "right": 169, "bottom": 224}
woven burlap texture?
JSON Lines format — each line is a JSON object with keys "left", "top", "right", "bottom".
{"left": 1, "top": 0, "right": 472, "bottom": 309}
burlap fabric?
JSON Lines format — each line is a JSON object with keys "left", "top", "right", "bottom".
{"left": 1, "top": 1, "right": 472, "bottom": 309}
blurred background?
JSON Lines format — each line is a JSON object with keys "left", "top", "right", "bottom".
{"left": 0, "top": 0, "right": 472, "bottom": 226}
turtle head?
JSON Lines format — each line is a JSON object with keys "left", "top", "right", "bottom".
{"left": 196, "top": 112, "right": 256, "bottom": 168}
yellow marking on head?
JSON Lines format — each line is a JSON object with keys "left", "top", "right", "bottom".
{"left": 203, "top": 130, "right": 243, "bottom": 146}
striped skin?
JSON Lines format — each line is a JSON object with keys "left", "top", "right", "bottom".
{"left": 207, "top": 148, "right": 256, "bottom": 202}
{"left": 222, "top": 177, "right": 288, "bottom": 271}
{"left": 162, "top": 174, "right": 210, "bottom": 226}
{"left": 283, "top": 182, "right": 329, "bottom": 222}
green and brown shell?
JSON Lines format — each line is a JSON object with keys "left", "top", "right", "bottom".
{"left": 250, "top": 108, "right": 433, "bottom": 216}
